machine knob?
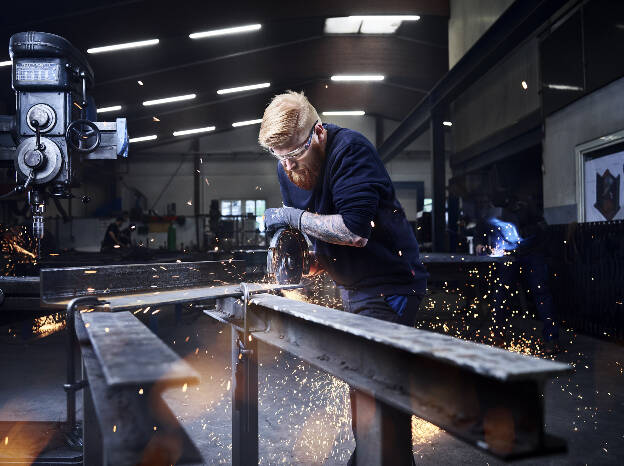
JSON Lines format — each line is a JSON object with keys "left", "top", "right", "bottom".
{"left": 29, "top": 107, "right": 50, "bottom": 128}
{"left": 26, "top": 104, "right": 56, "bottom": 133}
{"left": 24, "top": 149, "right": 45, "bottom": 169}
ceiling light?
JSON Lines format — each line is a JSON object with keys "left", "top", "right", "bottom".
{"left": 350, "top": 15, "right": 420, "bottom": 21}
{"left": 87, "top": 38, "right": 159, "bottom": 54}
{"left": 521, "top": 81, "right": 528, "bottom": 90}
{"left": 232, "top": 119, "right": 262, "bottom": 127}
{"left": 322, "top": 111, "right": 365, "bottom": 116}
{"left": 324, "top": 17, "right": 362, "bottom": 34}
{"left": 0, "top": 60, "right": 12, "bottom": 67}
{"left": 217, "top": 82, "right": 270, "bottom": 95}
{"left": 443, "top": 121, "right": 452, "bottom": 126}
{"left": 331, "top": 75, "right": 384, "bottom": 82}
{"left": 546, "top": 84, "right": 583, "bottom": 91}
{"left": 189, "top": 24, "right": 262, "bottom": 39}
{"left": 143, "top": 94, "right": 196, "bottom": 106}
{"left": 96, "top": 105, "right": 122, "bottom": 113}
{"left": 173, "top": 126, "right": 216, "bottom": 136}
{"left": 324, "top": 16, "right": 419, "bottom": 34}
{"left": 129, "top": 135, "right": 157, "bottom": 143}
{"left": 137, "top": 80, "right": 144, "bottom": 86}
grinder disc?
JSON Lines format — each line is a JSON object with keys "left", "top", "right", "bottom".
{"left": 267, "top": 228, "right": 310, "bottom": 284}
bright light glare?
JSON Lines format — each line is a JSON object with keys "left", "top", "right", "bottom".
{"left": 443, "top": 121, "right": 453, "bottom": 126}
{"left": 521, "top": 81, "right": 528, "bottom": 90}
{"left": 143, "top": 94, "right": 196, "bottom": 106}
{"left": 322, "top": 111, "right": 365, "bottom": 116}
{"left": 96, "top": 105, "right": 122, "bottom": 113}
{"left": 232, "top": 119, "right": 263, "bottom": 127}
{"left": 217, "top": 82, "right": 270, "bottom": 95}
{"left": 331, "top": 75, "right": 384, "bottom": 82}
{"left": 189, "top": 24, "right": 261, "bottom": 39}
{"left": 129, "top": 135, "right": 157, "bottom": 143}
{"left": 0, "top": 60, "right": 12, "bottom": 67}
{"left": 87, "top": 39, "right": 159, "bottom": 54}
{"left": 173, "top": 126, "right": 216, "bottom": 136}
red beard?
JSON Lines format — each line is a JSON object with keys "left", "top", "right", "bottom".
{"left": 286, "top": 168, "right": 318, "bottom": 190}
{"left": 285, "top": 152, "right": 324, "bottom": 190}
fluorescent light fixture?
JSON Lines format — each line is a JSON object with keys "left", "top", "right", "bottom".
{"left": 324, "top": 17, "right": 362, "bottom": 34}
{"left": 443, "top": 121, "right": 452, "bottom": 127}
{"left": 173, "top": 126, "right": 216, "bottom": 136}
{"left": 324, "top": 16, "right": 419, "bottom": 34}
{"left": 546, "top": 84, "right": 583, "bottom": 91}
{"left": 189, "top": 23, "right": 261, "bottom": 39}
{"left": 96, "top": 105, "right": 122, "bottom": 113}
{"left": 0, "top": 60, "right": 12, "bottom": 67}
{"left": 331, "top": 75, "right": 384, "bottom": 82}
{"left": 87, "top": 38, "right": 159, "bottom": 54}
{"left": 129, "top": 135, "right": 157, "bottom": 143}
{"left": 350, "top": 15, "right": 420, "bottom": 21}
{"left": 217, "top": 82, "right": 270, "bottom": 95}
{"left": 143, "top": 93, "right": 196, "bottom": 106}
{"left": 322, "top": 111, "right": 365, "bottom": 116}
{"left": 232, "top": 119, "right": 262, "bottom": 127}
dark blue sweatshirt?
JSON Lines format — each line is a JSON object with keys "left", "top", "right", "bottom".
{"left": 277, "top": 124, "right": 428, "bottom": 297}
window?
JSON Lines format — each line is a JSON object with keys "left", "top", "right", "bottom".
{"left": 221, "top": 199, "right": 266, "bottom": 231}
{"left": 220, "top": 200, "right": 242, "bottom": 216}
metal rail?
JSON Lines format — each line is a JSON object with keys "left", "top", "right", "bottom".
{"left": 206, "top": 293, "right": 571, "bottom": 463}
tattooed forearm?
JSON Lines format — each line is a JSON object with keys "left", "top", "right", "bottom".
{"left": 300, "top": 212, "right": 368, "bottom": 247}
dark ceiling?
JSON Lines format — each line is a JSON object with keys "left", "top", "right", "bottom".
{"left": 0, "top": 0, "right": 449, "bottom": 150}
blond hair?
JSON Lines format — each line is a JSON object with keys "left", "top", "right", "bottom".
{"left": 258, "top": 91, "right": 320, "bottom": 149}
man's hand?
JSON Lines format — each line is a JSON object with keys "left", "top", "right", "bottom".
{"left": 263, "top": 206, "right": 304, "bottom": 232}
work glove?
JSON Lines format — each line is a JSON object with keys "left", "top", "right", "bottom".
{"left": 263, "top": 206, "right": 304, "bottom": 232}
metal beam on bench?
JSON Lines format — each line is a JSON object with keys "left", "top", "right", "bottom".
{"left": 78, "top": 311, "right": 202, "bottom": 465}
{"left": 207, "top": 293, "right": 572, "bottom": 461}
{"left": 40, "top": 260, "right": 245, "bottom": 304}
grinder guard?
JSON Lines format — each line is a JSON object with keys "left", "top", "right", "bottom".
{"left": 267, "top": 228, "right": 311, "bottom": 284}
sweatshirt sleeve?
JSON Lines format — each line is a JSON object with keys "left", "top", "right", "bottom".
{"left": 330, "top": 143, "right": 386, "bottom": 239}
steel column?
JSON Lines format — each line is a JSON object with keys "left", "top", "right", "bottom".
{"left": 430, "top": 112, "right": 446, "bottom": 252}
{"left": 231, "top": 327, "right": 258, "bottom": 466}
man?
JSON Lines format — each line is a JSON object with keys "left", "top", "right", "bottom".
{"left": 259, "top": 91, "right": 428, "bottom": 464}
{"left": 101, "top": 216, "right": 126, "bottom": 252}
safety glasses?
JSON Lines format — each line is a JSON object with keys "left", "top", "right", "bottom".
{"left": 268, "top": 120, "right": 318, "bottom": 161}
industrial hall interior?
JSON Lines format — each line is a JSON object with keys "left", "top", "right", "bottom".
{"left": 0, "top": 0, "right": 623, "bottom": 465}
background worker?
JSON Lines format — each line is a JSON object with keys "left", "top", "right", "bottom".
{"left": 476, "top": 194, "right": 560, "bottom": 353}
{"left": 259, "top": 91, "right": 428, "bottom": 465}
{"left": 100, "top": 216, "right": 126, "bottom": 252}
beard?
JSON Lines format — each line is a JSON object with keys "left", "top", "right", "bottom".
{"left": 285, "top": 151, "right": 325, "bottom": 190}
{"left": 286, "top": 168, "right": 318, "bottom": 190}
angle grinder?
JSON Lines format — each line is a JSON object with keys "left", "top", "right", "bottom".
{"left": 267, "top": 228, "right": 311, "bottom": 284}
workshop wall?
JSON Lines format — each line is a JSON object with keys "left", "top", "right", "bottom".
{"left": 542, "top": 76, "right": 624, "bottom": 224}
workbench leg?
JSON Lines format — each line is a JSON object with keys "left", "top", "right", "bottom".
{"left": 175, "top": 303, "right": 182, "bottom": 325}
{"left": 83, "top": 374, "right": 103, "bottom": 466}
{"left": 352, "top": 389, "right": 413, "bottom": 465}
{"left": 231, "top": 327, "right": 258, "bottom": 466}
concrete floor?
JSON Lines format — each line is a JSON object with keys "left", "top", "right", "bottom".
{"left": 0, "top": 306, "right": 623, "bottom": 465}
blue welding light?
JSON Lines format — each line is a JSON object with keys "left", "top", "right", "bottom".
{"left": 488, "top": 217, "right": 522, "bottom": 251}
